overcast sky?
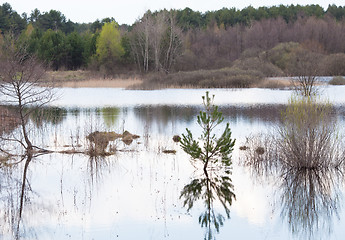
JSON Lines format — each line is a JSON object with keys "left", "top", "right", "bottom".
{"left": 5, "top": 0, "right": 345, "bottom": 25}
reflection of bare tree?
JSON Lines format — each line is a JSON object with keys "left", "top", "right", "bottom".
{"left": 86, "top": 156, "right": 114, "bottom": 187}
{"left": 243, "top": 146, "right": 343, "bottom": 240}
{"left": 180, "top": 166, "right": 235, "bottom": 240}
{"left": 280, "top": 168, "right": 342, "bottom": 239}
{"left": 16, "top": 156, "right": 31, "bottom": 239}
{"left": 0, "top": 155, "right": 35, "bottom": 240}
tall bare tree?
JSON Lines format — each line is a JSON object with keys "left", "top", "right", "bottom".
{"left": 130, "top": 12, "right": 152, "bottom": 72}
{"left": 0, "top": 35, "right": 56, "bottom": 154}
{"left": 129, "top": 11, "right": 182, "bottom": 73}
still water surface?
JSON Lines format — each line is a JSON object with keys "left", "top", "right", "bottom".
{"left": 2, "top": 87, "right": 345, "bottom": 240}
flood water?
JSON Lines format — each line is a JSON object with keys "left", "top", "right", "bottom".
{"left": 2, "top": 86, "right": 345, "bottom": 240}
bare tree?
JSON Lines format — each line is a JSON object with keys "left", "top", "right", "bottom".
{"left": 0, "top": 35, "right": 56, "bottom": 154}
{"left": 287, "top": 47, "right": 323, "bottom": 97}
{"left": 150, "top": 11, "right": 167, "bottom": 72}
{"left": 130, "top": 12, "right": 152, "bottom": 72}
{"left": 161, "top": 12, "right": 182, "bottom": 73}
{"left": 129, "top": 10, "right": 182, "bottom": 73}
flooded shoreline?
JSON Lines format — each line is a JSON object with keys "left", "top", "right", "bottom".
{"left": 1, "top": 86, "right": 345, "bottom": 239}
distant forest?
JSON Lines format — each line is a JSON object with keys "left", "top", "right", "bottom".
{"left": 1, "top": 2, "right": 345, "bottom": 76}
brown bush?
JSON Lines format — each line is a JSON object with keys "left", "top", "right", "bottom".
{"left": 141, "top": 67, "right": 264, "bottom": 89}
{"left": 329, "top": 76, "right": 345, "bottom": 85}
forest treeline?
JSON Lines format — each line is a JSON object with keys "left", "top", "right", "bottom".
{"left": 1, "top": 2, "right": 345, "bottom": 77}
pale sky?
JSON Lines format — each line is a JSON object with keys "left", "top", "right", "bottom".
{"left": 4, "top": 0, "right": 345, "bottom": 25}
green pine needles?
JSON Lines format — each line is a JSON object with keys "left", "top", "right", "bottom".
{"left": 180, "top": 91, "right": 236, "bottom": 170}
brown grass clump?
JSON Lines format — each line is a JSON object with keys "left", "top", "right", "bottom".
{"left": 122, "top": 130, "right": 140, "bottom": 145}
{"left": 86, "top": 130, "right": 140, "bottom": 155}
{"left": 255, "top": 147, "right": 265, "bottom": 155}
{"left": 43, "top": 70, "right": 91, "bottom": 83}
{"left": 162, "top": 149, "right": 177, "bottom": 154}
{"left": 86, "top": 131, "right": 121, "bottom": 155}
{"left": 239, "top": 146, "right": 249, "bottom": 151}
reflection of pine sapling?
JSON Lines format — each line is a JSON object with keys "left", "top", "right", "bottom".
{"left": 180, "top": 92, "right": 236, "bottom": 171}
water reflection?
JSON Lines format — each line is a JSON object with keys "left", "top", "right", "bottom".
{"left": 98, "top": 107, "right": 120, "bottom": 128}
{"left": 280, "top": 167, "right": 342, "bottom": 239}
{"left": 222, "top": 104, "right": 285, "bottom": 124}
{"left": 133, "top": 105, "right": 285, "bottom": 130}
{"left": 29, "top": 107, "right": 67, "bottom": 126}
{"left": 3, "top": 89, "right": 345, "bottom": 239}
{"left": 0, "top": 155, "right": 37, "bottom": 239}
{"left": 244, "top": 150, "right": 343, "bottom": 240}
{"left": 133, "top": 105, "right": 197, "bottom": 130}
{"left": 180, "top": 165, "right": 235, "bottom": 240}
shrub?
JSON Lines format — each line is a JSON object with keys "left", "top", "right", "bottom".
{"left": 267, "top": 42, "right": 300, "bottom": 71}
{"left": 142, "top": 67, "right": 265, "bottom": 89}
{"left": 329, "top": 76, "right": 345, "bottom": 85}
{"left": 278, "top": 96, "right": 338, "bottom": 168}
{"left": 232, "top": 57, "right": 284, "bottom": 77}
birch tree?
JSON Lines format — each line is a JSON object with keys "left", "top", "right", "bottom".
{"left": 129, "top": 10, "right": 182, "bottom": 73}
